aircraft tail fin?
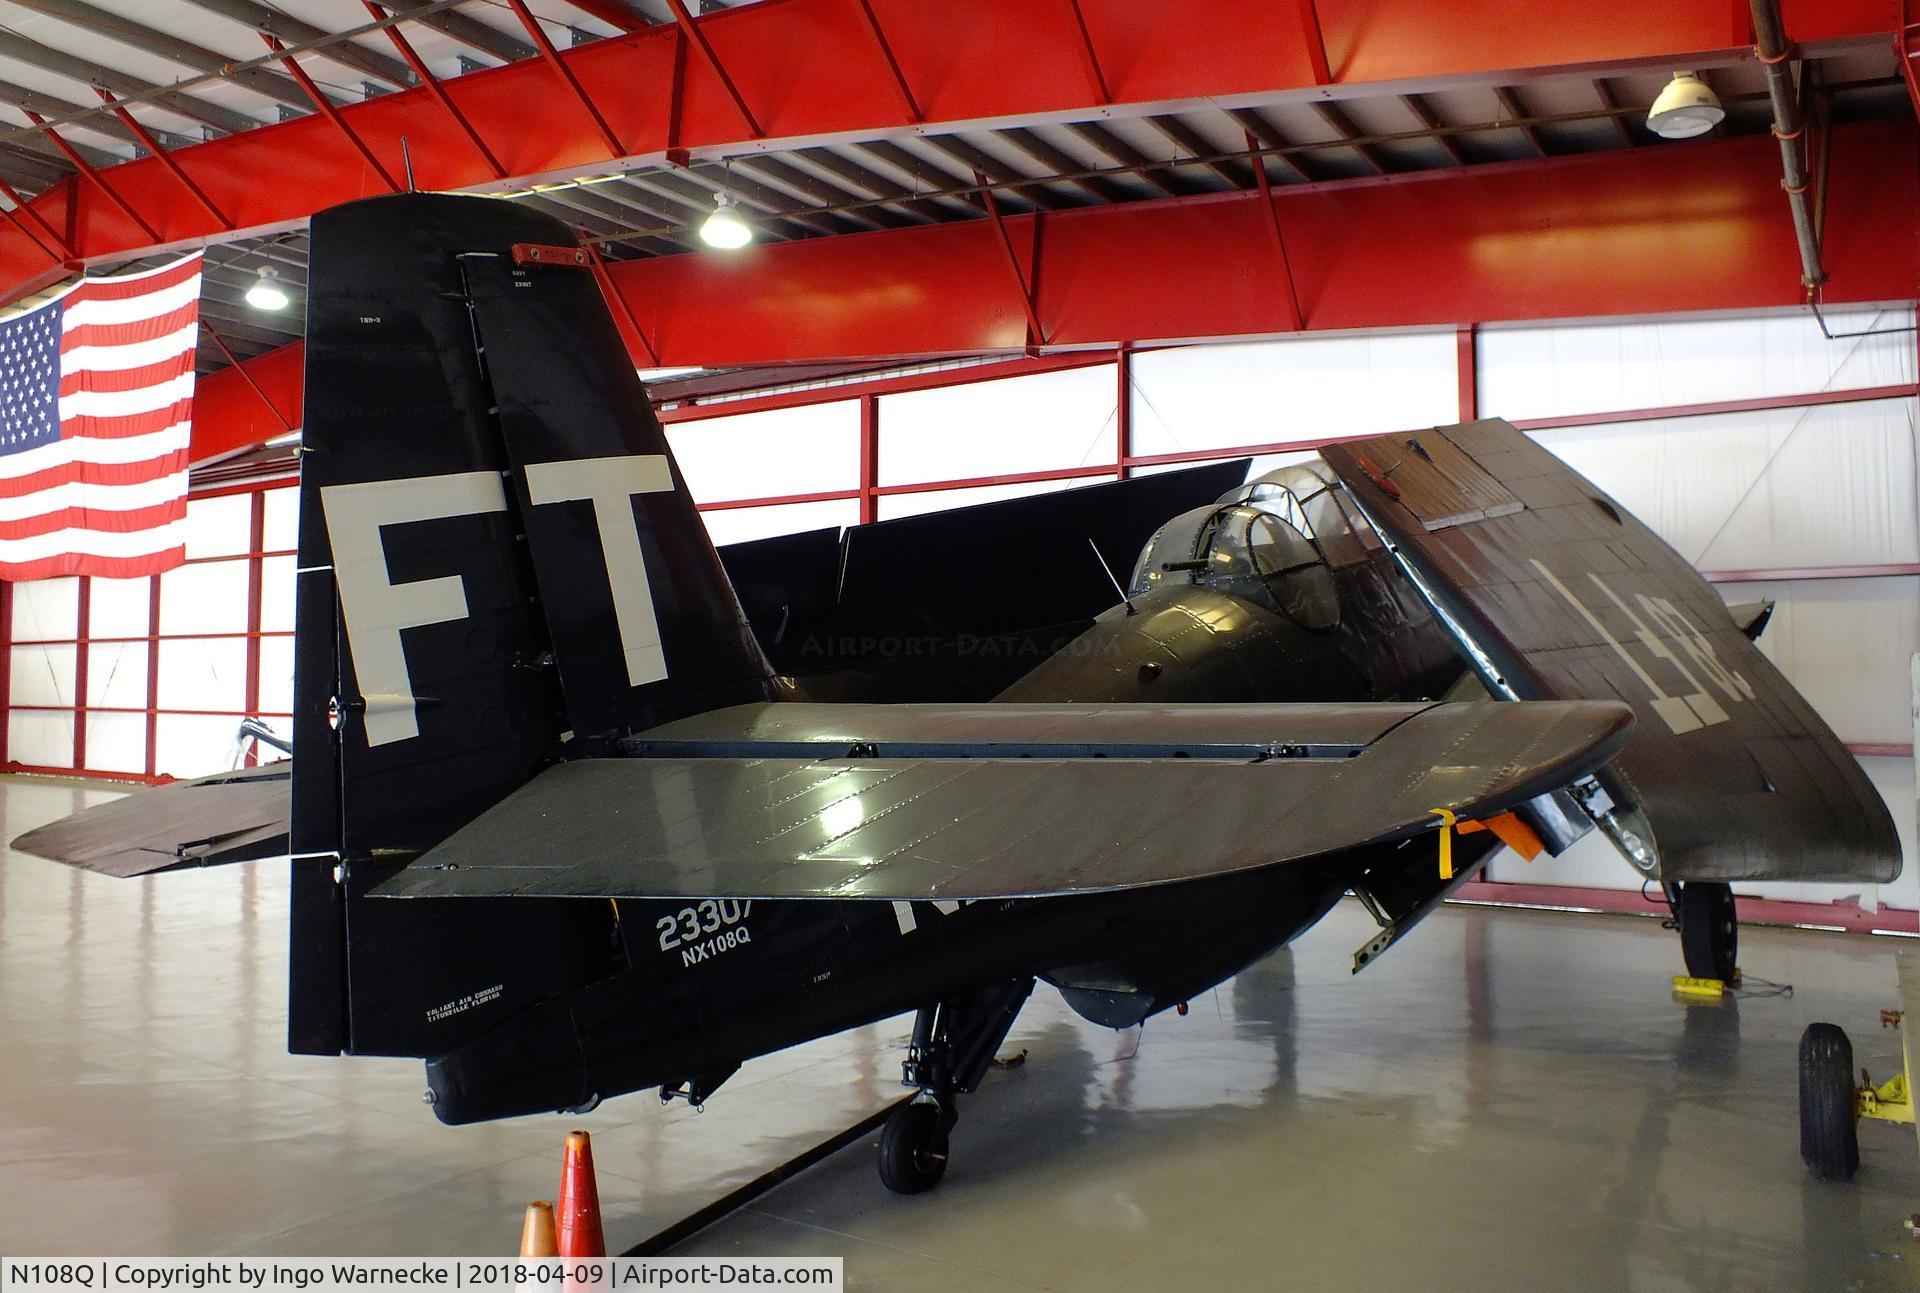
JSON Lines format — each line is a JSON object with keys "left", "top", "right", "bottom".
{"left": 289, "top": 193, "right": 775, "bottom": 1058}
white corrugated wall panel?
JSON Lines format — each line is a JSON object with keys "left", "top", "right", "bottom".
{"left": 1129, "top": 332, "right": 1458, "bottom": 457}
{"left": 1480, "top": 306, "right": 1916, "bottom": 420}
{"left": 1531, "top": 399, "right": 1919, "bottom": 571}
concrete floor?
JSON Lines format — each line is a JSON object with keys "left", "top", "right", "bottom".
{"left": 3, "top": 775, "right": 1918, "bottom": 1290}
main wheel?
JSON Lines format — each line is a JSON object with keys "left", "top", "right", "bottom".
{"left": 1678, "top": 881, "right": 1738, "bottom": 982}
{"left": 1799, "top": 1022, "right": 1859, "bottom": 1182}
{"left": 878, "top": 1099, "right": 950, "bottom": 1195}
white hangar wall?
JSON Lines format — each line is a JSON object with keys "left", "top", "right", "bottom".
{"left": 1, "top": 306, "right": 1913, "bottom": 920}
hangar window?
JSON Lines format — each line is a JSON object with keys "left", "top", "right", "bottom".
{"left": 1, "top": 485, "right": 295, "bottom": 781}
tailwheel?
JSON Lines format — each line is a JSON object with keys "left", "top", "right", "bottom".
{"left": 1675, "top": 881, "right": 1739, "bottom": 982}
{"left": 879, "top": 1098, "right": 951, "bottom": 1195}
{"left": 1798, "top": 1022, "right": 1859, "bottom": 1182}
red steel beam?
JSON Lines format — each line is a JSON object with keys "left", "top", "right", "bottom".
{"left": 503, "top": 0, "right": 626, "bottom": 158}
{"left": 264, "top": 35, "right": 401, "bottom": 194}
{"left": 584, "top": 240, "right": 661, "bottom": 366}
{"left": 1296, "top": 0, "right": 1333, "bottom": 84}
{"left": 1064, "top": 0, "right": 1112, "bottom": 104}
{"left": 0, "top": 0, "right": 1894, "bottom": 301}
{"left": 1246, "top": 131, "right": 1306, "bottom": 331}
{"left": 204, "top": 326, "right": 294, "bottom": 433}
{"left": 1899, "top": 0, "right": 1920, "bottom": 122}
{"left": 192, "top": 342, "right": 307, "bottom": 464}
{"left": 849, "top": 0, "right": 921, "bottom": 122}
{"left": 661, "top": 0, "right": 763, "bottom": 137}
{"left": 603, "top": 119, "right": 1917, "bottom": 365}
{"left": 91, "top": 89, "right": 231, "bottom": 231}
{"left": 973, "top": 169, "right": 1047, "bottom": 346}
{"left": 183, "top": 119, "right": 1919, "bottom": 460}
{"left": 0, "top": 184, "right": 66, "bottom": 264}
{"left": 364, "top": 1, "right": 505, "bottom": 180}
{"left": 24, "top": 111, "right": 159, "bottom": 242}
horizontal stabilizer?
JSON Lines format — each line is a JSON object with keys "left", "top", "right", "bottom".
{"left": 10, "top": 764, "right": 289, "bottom": 877}
{"left": 373, "top": 699, "right": 1630, "bottom": 902}
{"left": 1322, "top": 418, "right": 1899, "bottom": 884}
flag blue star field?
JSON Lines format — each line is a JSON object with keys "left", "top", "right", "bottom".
{"left": 0, "top": 253, "right": 200, "bottom": 580}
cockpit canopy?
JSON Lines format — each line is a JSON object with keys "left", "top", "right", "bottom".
{"left": 1126, "top": 460, "right": 1378, "bottom": 631}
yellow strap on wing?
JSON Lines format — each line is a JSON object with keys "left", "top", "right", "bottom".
{"left": 1429, "top": 807, "right": 1457, "bottom": 879}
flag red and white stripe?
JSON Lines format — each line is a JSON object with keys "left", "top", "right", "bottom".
{"left": 0, "top": 253, "right": 201, "bottom": 581}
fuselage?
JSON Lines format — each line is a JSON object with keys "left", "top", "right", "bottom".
{"left": 427, "top": 486, "right": 1476, "bottom": 1124}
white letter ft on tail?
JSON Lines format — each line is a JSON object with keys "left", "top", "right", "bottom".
{"left": 524, "top": 454, "right": 675, "bottom": 689}
{"left": 321, "top": 471, "right": 509, "bottom": 747}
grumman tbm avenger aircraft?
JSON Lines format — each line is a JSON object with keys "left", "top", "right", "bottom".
{"left": 15, "top": 194, "right": 1899, "bottom": 1195}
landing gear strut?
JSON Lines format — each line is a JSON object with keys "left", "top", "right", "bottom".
{"left": 1668, "top": 881, "right": 1738, "bottom": 982}
{"left": 879, "top": 978, "right": 1033, "bottom": 1194}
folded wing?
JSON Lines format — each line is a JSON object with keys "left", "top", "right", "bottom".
{"left": 1320, "top": 418, "right": 1899, "bottom": 884}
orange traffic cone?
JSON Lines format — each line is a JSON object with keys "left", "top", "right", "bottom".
{"left": 555, "top": 1130, "right": 606, "bottom": 1257}
{"left": 519, "top": 1202, "right": 558, "bottom": 1257}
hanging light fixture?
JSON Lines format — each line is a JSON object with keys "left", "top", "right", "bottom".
{"left": 1646, "top": 72, "right": 1725, "bottom": 140}
{"left": 244, "top": 266, "right": 290, "bottom": 311}
{"left": 699, "top": 192, "right": 753, "bottom": 249}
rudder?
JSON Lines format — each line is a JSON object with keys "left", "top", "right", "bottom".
{"left": 289, "top": 194, "right": 774, "bottom": 1059}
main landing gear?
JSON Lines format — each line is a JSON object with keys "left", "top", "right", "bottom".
{"left": 879, "top": 978, "right": 1033, "bottom": 1194}
{"left": 1667, "top": 881, "right": 1738, "bottom": 983}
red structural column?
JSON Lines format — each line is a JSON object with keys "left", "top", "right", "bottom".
{"left": 143, "top": 577, "right": 161, "bottom": 778}
{"left": 857, "top": 394, "right": 879, "bottom": 524}
{"left": 1456, "top": 324, "right": 1478, "bottom": 421}
{"left": 242, "top": 491, "right": 265, "bottom": 768}
{"left": 71, "top": 577, "right": 89, "bottom": 770}
{"left": 1115, "top": 344, "right": 1133, "bottom": 479}
{"left": 0, "top": 581, "right": 12, "bottom": 766}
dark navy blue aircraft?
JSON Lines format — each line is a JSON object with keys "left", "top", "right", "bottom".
{"left": 19, "top": 194, "right": 1895, "bottom": 1195}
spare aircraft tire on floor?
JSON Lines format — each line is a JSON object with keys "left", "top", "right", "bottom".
{"left": 1799, "top": 1022, "right": 1860, "bottom": 1182}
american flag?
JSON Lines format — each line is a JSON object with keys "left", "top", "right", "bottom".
{"left": 0, "top": 253, "right": 201, "bottom": 582}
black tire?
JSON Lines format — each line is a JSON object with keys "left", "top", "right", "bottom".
{"left": 1678, "top": 881, "right": 1738, "bottom": 982}
{"left": 878, "top": 1100, "right": 949, "bottom": 1195}
{"left": 1799, "top": 1022, "right": 1859, "bottom": 1182}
